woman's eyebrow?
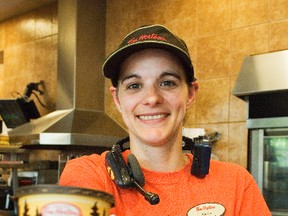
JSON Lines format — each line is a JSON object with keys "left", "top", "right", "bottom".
{"left": 160, "top": 71, "right": 181, "bottom": 80}
{"left": 120, "top": 73, "right": 141, "bottom": 84}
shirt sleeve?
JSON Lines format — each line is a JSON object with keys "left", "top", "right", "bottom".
{"left": 237, "top": 168, "right": 271, "bottom": 216}
{"left": 58, "top": 152, "right": 114, "bottom": 193}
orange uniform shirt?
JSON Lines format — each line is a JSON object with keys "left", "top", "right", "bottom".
{"left": 59, "top": 151, "right": 271, "bottom": 216}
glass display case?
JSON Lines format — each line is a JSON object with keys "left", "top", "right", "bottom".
{"left": 263, "top": 130, "right": 288, "bottom": 212}
{"left": 250, "top": 128, "right": 288, "bottom": 216}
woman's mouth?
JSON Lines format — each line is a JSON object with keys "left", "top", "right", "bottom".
{"left": 138, "top": 114, "right": 169, "bottom": 120}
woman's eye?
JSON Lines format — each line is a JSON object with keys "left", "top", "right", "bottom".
{"left": 160, "top": 80, "right": 177, "bottom": 87}
{"left": 127, "top": 83, "right": 142, "bottom": 89}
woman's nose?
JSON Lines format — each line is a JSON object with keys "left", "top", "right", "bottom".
{"left": 141, "top": 85, "right": 164, "bottom": 106}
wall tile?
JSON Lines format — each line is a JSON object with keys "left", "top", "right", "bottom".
{"left": 166, "top": 0, "right": 197, "bottom": 39}
{"left": 137, "top": 2, "right": 167, "bottom": 26}
{"left": 270, "top": 0, "right": 288, "bottom": 21}
{"left": 35, "top": 3, "right": 54, "bottom": 39}
{"left": 34, "top": 37, "right": 54, "bottom": 73}
{"left": 0, "top": 79, "right": 3, "bottom": 98}
{"left": 228, "top": 122, "right": 248, "bottom": 167}
{"left": 195, "top": 78, "right": 230, "bottom": 124}
{"left": 0, "top": 23, "right": 4, "bottom": 50}
{"left": 0, "top": 24, "right": 4, "bottom": 97}
{"left": 4, "top": 13, "right": 35, "bottom": 48}
{"left": 230, "top": 24, "right": 269, "bottom": 76}
{"left": 270, "top": 20, "right": 288, "bottom": 51}
{"left": 51, "top": 1, "right": 58, "bottom": 35}
{"left": 105, "top": 1, "right": 139, "bottom": 56}
{"left": 1, "top": 75, "right": 34, "bottom": 99}
{"left": 196, "top": 33, "right": 230, "bottom": 80}
{"left": 197, "top": 0, "right": 231, "bottom": 36}
{"left": 229, "top": 76, "right": 247, "bottom": 122}
{"left": 0, "top": 63, "right": 3, "bottom": 81}
{"left": 4, "top": 42, "right": 35, "bottom": 83}
{"left": 104, "top": 79, "right": 126, "bottom": 129}
{"left": 231, "top": 0, "right": 269, "bottom": 28}
{"left": 34, "top": 36, "right": 58, "bottom": 114}
{"left": 4, "top": 19, "right": 18, "bottom": 48}
{"left": 18, "top": 12, "right": 35, "bottom": 44}
{"left": 183, "top": 100, "right": 196, "bottom": 127}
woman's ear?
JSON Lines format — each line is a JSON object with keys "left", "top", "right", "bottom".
{"left": 186, "top": 81, "right": 199, "bottom": 109}
{"left": 109, "top": 86, "right": 122, "bottom": 113}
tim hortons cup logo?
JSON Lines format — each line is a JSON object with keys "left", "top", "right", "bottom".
{"left": 41, "top": 202, "right": 81, "bottom": 216}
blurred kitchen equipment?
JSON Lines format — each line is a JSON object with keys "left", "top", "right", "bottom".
{"left": 0, "top": 81, "right": 44, "bottom": 128}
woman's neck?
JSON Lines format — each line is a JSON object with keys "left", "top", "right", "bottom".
{"left": 129, "top": 134, "right": 188, "bottom": 172}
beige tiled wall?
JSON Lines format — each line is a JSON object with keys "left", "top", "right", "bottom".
{"left": 105, "top": 0, "right": 288, "bottom": 167}
{"left": 0, "top": 2, "right": 58, "bottom": 116}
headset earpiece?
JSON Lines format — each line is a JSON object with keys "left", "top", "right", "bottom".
{"left": 127, "top": 154, "right": 145, "bottom": 187}
{"left": 105, "top": 145, "right": 145, "bottom": 188}
{"left": 105, "top": 144, "right": 132, "bottom": 188}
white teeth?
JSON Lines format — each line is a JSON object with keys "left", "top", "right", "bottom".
{"left": 139, "top": 114, "right": 166, "bottom": 120}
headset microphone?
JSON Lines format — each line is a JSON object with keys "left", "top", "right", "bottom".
{"left": 132, "top": 179, "right": 160, "bottom": 205}
{"left": 127, "top": 154, "right": 159, "bottom": 205}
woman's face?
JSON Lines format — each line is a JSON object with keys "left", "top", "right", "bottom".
{"left": 110, "top": 48, "right": 198, "bottom": 146}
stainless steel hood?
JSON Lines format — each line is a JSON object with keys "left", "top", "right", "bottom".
{"left": 233, "top": 49, "right": 288, "bottom": 99}
{"left": 233, "top": 49, "right": 288, "bottom": 129}
{"left": 8, "top": 0, "right": 127, "bottom": 146}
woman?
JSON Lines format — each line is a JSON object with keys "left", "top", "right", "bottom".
{"left": 59, "top": 24, "right": 271, "bottom": 216}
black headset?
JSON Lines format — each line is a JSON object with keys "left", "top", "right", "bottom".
{"left": 105, "top": 136, "right": 211, "bottom": 205}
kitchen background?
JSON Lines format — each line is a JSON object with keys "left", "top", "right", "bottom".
{"left": 0, "top": 0, "right": 288, "bottom": 170}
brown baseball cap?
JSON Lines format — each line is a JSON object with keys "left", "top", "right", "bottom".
{"left": 102, "top": 24, "right": 195, "bottom": 87}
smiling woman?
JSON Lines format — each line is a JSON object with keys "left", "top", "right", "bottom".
{"left": 59, "top": 24, "right": 271, "bottom": 216}
{"left": 110, "top": 48, "right": 196, "bottom": 150}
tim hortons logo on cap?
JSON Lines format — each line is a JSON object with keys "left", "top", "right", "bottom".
{"left": 127, "top": 33, "right": 167, "bottom": 44}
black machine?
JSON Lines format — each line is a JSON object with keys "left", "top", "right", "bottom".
{"left": 105, "top": 135, "right": 211, "bottom": 205}
{"left": 0, "top": 81, "right": 44, "bottom": 128}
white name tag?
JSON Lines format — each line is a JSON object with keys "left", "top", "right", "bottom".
{"left": 188, "top": 203, "right": 225, "bottom": 216}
